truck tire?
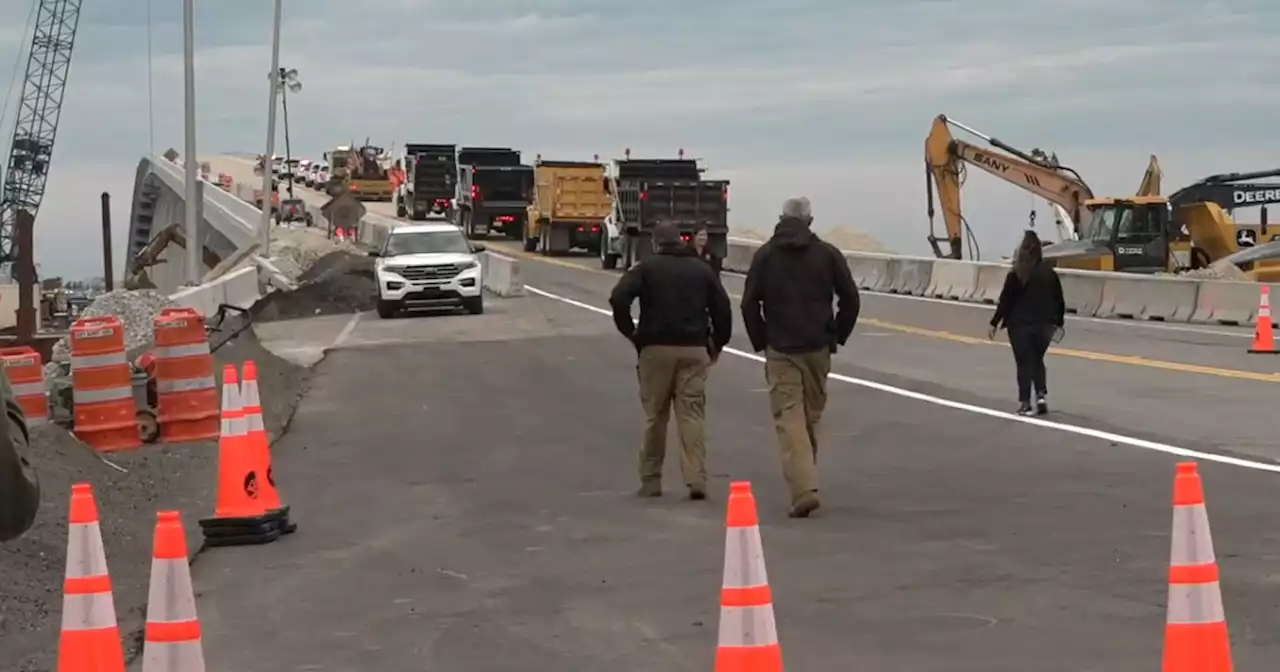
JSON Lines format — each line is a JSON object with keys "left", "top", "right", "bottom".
{"left": 522, "top": 220, "right": 537, "bottom": 252}
{"left": 376, "top": 299, "right": 400, "bottom": 319}
{"left": 600, "top": 232, "right": 619, "bottom": 270}
{"left": 396, "top": 199, "right": 407, "bottom": 218}
{"left": 463, "top": 296, "right": 484, "bottom": 315}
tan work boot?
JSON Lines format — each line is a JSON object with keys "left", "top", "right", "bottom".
{"left": 788, "top": 491, "right": 820, "bottom": 518}
{"left": 636, "top": 482, "right": 662, "bottom": 498}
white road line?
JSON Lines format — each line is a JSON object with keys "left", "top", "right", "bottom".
{"left": 524, "top": 284, "right": 1280, "bottom": 475}
{"left": 715, "top": 270, "right": 1254, "bottom": 340}
{"left": 332, "top": 311, "right": 363, "bottom": 349}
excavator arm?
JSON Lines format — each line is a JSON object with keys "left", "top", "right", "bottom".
{"left": 925, "top": 114, "right": 1095, "bottom": 260}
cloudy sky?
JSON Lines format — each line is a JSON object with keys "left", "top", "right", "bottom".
{"left": 0, "top": 0, "right": 1277, "bottom": 277}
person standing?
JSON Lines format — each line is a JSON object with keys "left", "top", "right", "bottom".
{"left": 741, "top": 197, "right": 860, "bottom": 518}
{"left": 610, "top": 221, "right": 733, "bottom": 500}
{"left": 988, "top": 229, "right": 1065, "bottom": 416}
{"left": 690, "top": 224, "right": 723, "bottom": 278}
{"left": 0, "top": 366, "right": 38, "bottom": 541}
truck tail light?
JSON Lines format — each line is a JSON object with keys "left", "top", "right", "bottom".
{"left": 471, "top": 184, "right": 479, "bottom": 199}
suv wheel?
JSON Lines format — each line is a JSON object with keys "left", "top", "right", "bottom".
{"left": 376, "top": 299, "right": 400, "bottom": 319}
{"left": 463, "top": 296, "right": 484, "bottom": 315}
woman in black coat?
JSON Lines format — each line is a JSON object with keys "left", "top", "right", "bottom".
{"left": 690, "top": 225, "right": 722, "bottom": 277}
{"left": 988, "top": 229, "right": 1066, "bottom": 416}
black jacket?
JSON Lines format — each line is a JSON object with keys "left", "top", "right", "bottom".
{"left": 0, "top": 369, "right": 37, "bottom": 542}
{"left": 990, "top": 262, "right": 1066, "bottom": 329}
{"left": 741, "top": 217, "right": 861, "bottom": 354}
{"left": 610, "top": 245, "right": 733, "bottom": 353}
{"left": 696, "top": 248, "right": 723, "bottom": 277}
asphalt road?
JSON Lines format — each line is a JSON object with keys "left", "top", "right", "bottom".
{"left": 484, "top": 238, "right": 1280, "bottom": 465}
{"left": 189, "top": 273, "right": 1280, "bottom": 670}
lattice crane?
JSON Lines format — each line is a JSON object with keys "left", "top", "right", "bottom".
{"left": 0, "top": 0, "right": 84, "bottom": 273}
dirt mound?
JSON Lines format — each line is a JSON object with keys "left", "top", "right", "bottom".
{"left": 0, "top": 322, "right": 310, "bottom": 671}
{"left": 254, "top": 251, "right": 377, "bottom": 322}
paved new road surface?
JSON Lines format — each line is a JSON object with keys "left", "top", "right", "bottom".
{"left": 185, "top": 231, "right": 1280, "bottom": 670}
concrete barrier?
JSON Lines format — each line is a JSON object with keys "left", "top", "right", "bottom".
{"left": 845, "top": 253, "right": 891, "bottom": 291}
{"left": 168, "top": 265, "right": 262, "bottom": 318}
{"left": 1095, "top": 273, "right": 1199, "bottom": 322}
{"left": 969, "top": 263, "right": 1009, "bottom": 305}
{"left": 884, "top": 257, "right": 933, "bottom": 295}
{"left": 1190, "top": 279, "right": 1272, "bottom": 326}
{"left": 723, "top": 239, "right": 760, "bottom": 274}
{"left": 1056, "top": 269, "right": 1105, "bottom": 316}
{"left": 927, "top": 259, "right": 978, "bottom": 301}
{"left": 480, "top": 251, "right": 524, "bottom": 297}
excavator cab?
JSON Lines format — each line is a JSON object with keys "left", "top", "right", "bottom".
{"left": 1055, "top": 196, "right": 1172, "bottom": 272}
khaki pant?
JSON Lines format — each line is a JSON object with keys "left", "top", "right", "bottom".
{"left": 637, "top": 345, "right": 711, "bottom": 487}
{"left": 765, "top": 347, "right": 832, "bottom": 501}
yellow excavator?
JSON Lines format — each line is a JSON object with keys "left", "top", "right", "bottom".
{"left": 925, "top": 114, "right": 1177, "bottom": 273}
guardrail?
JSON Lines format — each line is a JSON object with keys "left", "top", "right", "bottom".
{"left": 722, "top": 238, "right": 1272, "bottom": 327}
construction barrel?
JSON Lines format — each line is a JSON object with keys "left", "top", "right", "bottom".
{"left": 70, "top": 316, "right": 141, "bottom": 452}
{"left": 153, "top": 307, "right": 219, "bottom": 443}
{"left": 0, "top": 346, "right": 48, "bottom": 425}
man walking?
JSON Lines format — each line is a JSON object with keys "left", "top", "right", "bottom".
{"left": 0, "top": 367, "right": 38, "bottom": 541}
{"left": 741, "top": 197, "right": 859, "bottom": 517}
{"left": 610, "top": 221, "right": 733, "bottom": 500}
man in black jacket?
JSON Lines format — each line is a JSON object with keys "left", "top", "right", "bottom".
{"left": 0, "top": 367, "right": 38, "bottom": 541}
{"left": 741, "top": 197, "right": 859, "bottom": 517}
{"left": 610, "top": 221, "right": 733, "bottom": 500}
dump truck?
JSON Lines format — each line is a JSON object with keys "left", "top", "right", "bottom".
{"left": 522, "top": 156, "right": 612, "bottom": 256}
{"left": 347, "top": 144, "right": 393, "bottom": 201}
{"left": 395, "top": 143, "right": 457, "bottom": 220}
{"left": 454, "top": 147, "right": 534, "bottom": 240}
{"left": 599, "top": 149, "right": 729, "bottom": 270}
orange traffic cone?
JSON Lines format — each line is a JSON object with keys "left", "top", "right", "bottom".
{"left": 1247, "top": 285, "right": 1277, "bottom": 353}
{"left": 197, "top": 365, "right": 281, "bottom": 547}
{"left": 141, "top": 511, "right": 206, "bottom": 672}
{"left": 715, "top": 482, "right": 783, "bottom": 672}
{"left": 1163, "top": 462, "right": 1233, "bottom": 672}
{"left": 241, "top": 360, "right": 294, "bottom": 535}
{"left": 335, "top": 227, "right": 345, "bottom": 241}
{"left": 57, "top": 483, "right": 126, "bottom": 672}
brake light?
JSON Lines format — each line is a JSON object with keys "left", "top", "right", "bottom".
{"left": 496, "top": 215, "right": 514, "bottom": 222}
{"left": 723, "top": 185, "right": 729, "bottom": 200}
{"left": 471, "top": 184, "right": 479, "bottom": 198}
{"left": 681, "top": 234, "right": 691, "bottom": 241}
{"left": 640, "top": 190, "right": 647, "bottom": 201}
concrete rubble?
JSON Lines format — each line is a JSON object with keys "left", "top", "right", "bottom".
{"left": 266, "top": 227, "right": 364, "bottom": 285}
{"left": 48, "top": 289, "right": 177, "bottom": 366}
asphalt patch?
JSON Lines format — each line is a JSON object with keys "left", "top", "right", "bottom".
{"left": 254, "top": 251, "right": 376, "bottom": 322}
{"left": 0, "top": 321, "right": 310, "bottom": 671}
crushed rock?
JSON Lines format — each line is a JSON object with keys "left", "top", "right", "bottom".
{"left": 45, "top": 290, "right": 177, "bottom": 377}
{"left": 253, "top": 251, "right": 376, "bottom": 322}
{"left": 267, "top": 227, "right": 364, "bottom": 284}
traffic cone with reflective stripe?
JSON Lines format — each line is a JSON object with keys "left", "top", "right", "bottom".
{"left": 142, "top": 511, "right": 206, "bottom": 672}
{"left": 197, "top": 365, "right": 280, "bottom": 547}
{"left": 1248, "top": 286, "right": 1278, "bottom": 353}
{"left": 240, "top": 360, "right": 294, "bottom": 534}
{"left": 715, "top": 481, "right": 783, "bottom": 672}
{"left": 1163, "top": 462, "right": 1233, "bottom": 672}
{"left": 57, "top": 483, "right": 126, "bottom": 672}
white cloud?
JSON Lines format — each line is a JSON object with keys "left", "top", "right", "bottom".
{"left": 0, "top": 0, "right": 1278, "bottom": 275}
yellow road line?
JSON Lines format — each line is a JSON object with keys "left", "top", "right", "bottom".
{"left": 496, "top": 243, "right": 1280, "bottom": 384}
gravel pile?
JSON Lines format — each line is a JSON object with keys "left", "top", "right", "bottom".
{"left": 44, "top": 290, "right": 178, "bottom": 382}
{"left": 1, "top": 319, "right": 311, "bottom": 672}
{"left": 268, "top": 228, "right": 364, "bottom": 284}
{"left": 253, "top": 251, "right": 376, "bottom": 322}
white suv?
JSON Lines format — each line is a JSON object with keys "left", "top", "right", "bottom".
{"left": 371, "top": 222, "right": 485, "bottom": 318}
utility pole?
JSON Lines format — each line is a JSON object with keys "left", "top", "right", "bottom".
{"left": 258, "top": 0, "right": 283, "bottom": 254}
{"left": 182, "top": 0, "right": 199, "bottom": 284}
{"left": 278, "top": 67, "right": 302, "bottom": 198}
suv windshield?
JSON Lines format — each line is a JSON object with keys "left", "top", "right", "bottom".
{"left": 384, "top": 230, "right": 471, "bottom": 256}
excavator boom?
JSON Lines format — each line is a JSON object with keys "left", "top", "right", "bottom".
{"left": 924, "top": 114, "right": 1094, "bottom": 260}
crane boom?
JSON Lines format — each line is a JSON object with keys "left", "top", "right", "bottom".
{"left": 0, "top": 0, "right": 84, "bottom": 266}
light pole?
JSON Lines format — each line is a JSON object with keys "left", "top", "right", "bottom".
{"left": 257, "top": 0, "right": 283, "bottom": 254}
{"left": 277, "top": 67, "right": 302, "bottom": 198}
{"left": 181, "top": 0, "right": 200, "bottom": 285}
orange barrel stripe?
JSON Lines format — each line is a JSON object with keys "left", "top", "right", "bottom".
{"left": 0, "top": 346, "right": 49, "bottom": 424}
{"left": 153, "top": 308, "right": 219, "bottom": 443}
{"left": 1163, "top": 462, "right": 1233, "bottom": 672}
{"left": 70, "top": 316, "right": 140, "bottom": 452}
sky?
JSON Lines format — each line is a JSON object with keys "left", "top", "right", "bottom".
{"left": 0, "top": 0, "right": 1278, "bottom": 277}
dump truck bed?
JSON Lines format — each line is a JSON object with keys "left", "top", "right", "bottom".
{"left": 532, "top": 161, "right": 611, "bottom": 222}
{"left": 617, "top": 179, "right": 729, "bottom": 232}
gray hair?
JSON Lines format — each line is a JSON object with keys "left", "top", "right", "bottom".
{"left": 781, "top": 197, "right": 812, "bottom": 220}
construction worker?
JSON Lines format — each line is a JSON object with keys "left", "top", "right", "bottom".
{"left": 741, "top": 197, "right": 860, "bottom": 518}
{"left": 0, "top": 367, "right": 38, "bottom": 541}
{"left": 610, "top": 220, "right": 733, "bottom": 500}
